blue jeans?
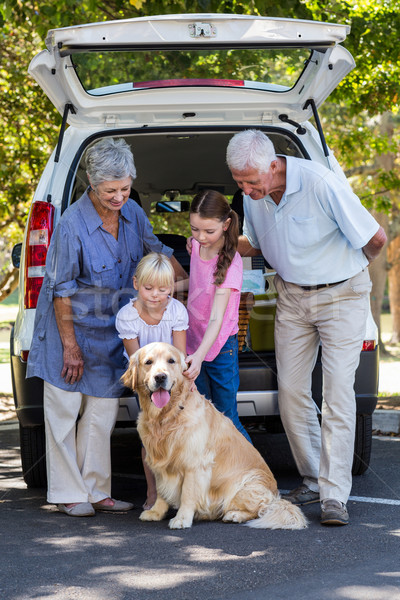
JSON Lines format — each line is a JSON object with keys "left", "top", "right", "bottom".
{"left": 195, "top": 335, "right": 252, "bottom": 444}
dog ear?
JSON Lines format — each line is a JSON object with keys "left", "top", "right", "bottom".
{"left": 121, "top": 350, "right": 139, "bottom": 390}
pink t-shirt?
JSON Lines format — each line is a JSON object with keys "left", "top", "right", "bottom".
{"left": 186, "top": 239, "right": 243, "bottom": 361}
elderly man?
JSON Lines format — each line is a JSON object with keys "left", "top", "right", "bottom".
{"left": 226, "top": 129, "right": 386, "bottom": 526}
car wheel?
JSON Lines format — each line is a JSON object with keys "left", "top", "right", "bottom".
{"left": 19, "top": 424, "right": 47, "bottom": 488}
{"left": 352, "top": 414, "right": 372, "bottom": 476}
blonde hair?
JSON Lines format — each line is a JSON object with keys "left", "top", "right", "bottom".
{"left": 134, "top": 253, "right": 174, "bottom": 290}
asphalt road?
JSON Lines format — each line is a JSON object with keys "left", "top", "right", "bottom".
{"left": 1, "top": 423, "right": 400, "bottom": 600}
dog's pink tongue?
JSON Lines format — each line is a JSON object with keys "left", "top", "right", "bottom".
{"left": 151, "top": 389, "right": 170, "bottom": 408}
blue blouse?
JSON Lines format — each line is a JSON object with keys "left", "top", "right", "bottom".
{"left": 26, "top": 190, "right": 173, "bottom": 397}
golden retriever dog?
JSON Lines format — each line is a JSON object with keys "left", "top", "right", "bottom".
{"left": 122, "top": 342, "right": 307, "bottom": 530}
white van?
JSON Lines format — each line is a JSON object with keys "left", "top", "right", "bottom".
{"left": 11, "top": 13, "right": 379, "bottom": 487}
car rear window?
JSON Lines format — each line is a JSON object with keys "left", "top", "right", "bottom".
{"left": 71, "top": 47, "right": 311, "bottom": 96}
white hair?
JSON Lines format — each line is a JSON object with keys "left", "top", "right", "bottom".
{"left": 226, "top": 130, "right": 277, "bottom": 174}
{"left": 85, "top": 137, "right": 137, "bottom": 187}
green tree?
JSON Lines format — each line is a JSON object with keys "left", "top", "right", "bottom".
{"left": 1, "top": 1, "right": 399, "bottom": 340}
{"left": 0, "top": 0, "right": 310, "bottom": 299}
{"left": 304, "top": 0, "right": 400, "bottom": 343}
{"left": 0, "top": 17, "right": 59, "bottom": 298}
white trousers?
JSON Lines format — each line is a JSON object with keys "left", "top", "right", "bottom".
{"left": 43, "top": 381, "right": 119, "bottom": 504}
{"left": 274, "top": 269, "right": 372, "bottom": 504}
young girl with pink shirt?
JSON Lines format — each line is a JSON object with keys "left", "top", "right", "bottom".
{"left": 178, "top": 189, "right": 251, "bottom": 443}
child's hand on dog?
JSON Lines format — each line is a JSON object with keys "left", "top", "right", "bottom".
{"left": 183, "top": 356, "right": 198, "bottom": 391}
{"left": 183, "top": 353, "right": 203, "bottom": 380}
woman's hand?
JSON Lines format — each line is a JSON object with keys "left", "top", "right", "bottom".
{"left": 54, "top": 297, "right": 84, "bottom": 384}
{"left": 61, "top": 344, "right": 84, "bottom": 384}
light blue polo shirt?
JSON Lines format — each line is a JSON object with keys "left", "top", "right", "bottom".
{"left": 242, "top": 156, "right": 379, "bottom": 285}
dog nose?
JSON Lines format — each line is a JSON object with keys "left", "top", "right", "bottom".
{"left": 154, "top": 373, "right": 167, "bottom": 387}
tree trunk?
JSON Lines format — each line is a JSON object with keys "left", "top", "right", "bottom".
{"left": 387, "top": 232, "right": 400, "bottom": 343}
{"left": 0, "top": 265, "right": 19, "bottom": 303}
{"left": 369, "top": 112, "right": 398, "bottom": 348}
{"left": 369, "top": 211, "right": 389, "bottom": 347}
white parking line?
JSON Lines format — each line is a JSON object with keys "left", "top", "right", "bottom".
{"left": 110, "top": 475, "right": 400, "bottom": 506}
{"left": 2, "top": 424, "right": 399, "bottom": 505}
{"left": 279, "top": 490, "right": 400, "bottom": 506}
{"left": 348, "top": 495, "right": 400, "bottom": 506}
{"left": 114, "top": 478, "right": 400, "bottom": 506}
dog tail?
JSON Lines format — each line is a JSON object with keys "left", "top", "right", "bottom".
{"left": 245, "top": 497, "right": 308, "bottom": 530}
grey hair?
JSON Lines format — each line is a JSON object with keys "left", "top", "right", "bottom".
{"left": 85, "top": 138, "right": 137, "bottom": 188}
{"left": 226, "top": 130, "right": 277, "bottom": 174}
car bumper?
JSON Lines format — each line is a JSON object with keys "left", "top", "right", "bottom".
{"left": 10, "top": 346, "right": 378, "bottom": 427}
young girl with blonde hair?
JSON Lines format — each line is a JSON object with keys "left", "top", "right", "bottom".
{"left": 116, "top": 252, "right": 189, "bottom": 507}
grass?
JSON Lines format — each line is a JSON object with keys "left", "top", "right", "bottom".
{"left": 0, "top": 288, "right": 18, "bottom": 326}
{"left": 1, "top": 288, "right": 19, "bottom": 306}
{"left": 0, "top": 348, "right": 10, "bottom": 364}
{"left": 0, "top": 289, "right": 18, "bottom": 362}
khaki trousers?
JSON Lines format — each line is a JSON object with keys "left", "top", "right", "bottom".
{"left": 274, "top": 269, "right": 372, "bottom": 504}
{"left": 44, "top": 381, "right": 119, "bottom": 504}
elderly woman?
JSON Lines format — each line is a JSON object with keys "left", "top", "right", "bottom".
{"left": 27, "top": 138, "right": 183, "bottom": 517}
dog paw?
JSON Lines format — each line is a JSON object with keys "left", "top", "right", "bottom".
{"left": 139, "top": 509, "right": 163, "bottom": 522}
{"left": 223, "top": 510, "right": 249, "bottom": 523}
{"left": 168, "top": 515, "right": 193, "bottom": 529}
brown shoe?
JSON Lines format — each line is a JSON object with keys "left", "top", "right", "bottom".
{"left": 320, "top": 499, "right": 349, "bottom": 526}
{"left": 282, "top": 484, "right": 320, "bottom": 505}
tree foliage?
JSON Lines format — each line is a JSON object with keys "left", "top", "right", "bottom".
{"left": 304, "top": 0, "right": 400, "bottom": 214}
{"left": 0, "top": 0, "right": 310, "bottom": 261}
{"left": 0, "top": 0, "right": 399, "bottom": 296}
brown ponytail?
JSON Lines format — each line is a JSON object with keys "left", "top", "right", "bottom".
{"left": 190, "top": 189, "right": 239, "bottom": 286}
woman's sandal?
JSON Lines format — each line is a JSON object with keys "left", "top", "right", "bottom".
{"left": 92, "top": 498, "right": 134, "bottom": 512}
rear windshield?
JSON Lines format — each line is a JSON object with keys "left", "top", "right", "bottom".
{"left": 71, "top": 47, "right": 311, "bottom": 96}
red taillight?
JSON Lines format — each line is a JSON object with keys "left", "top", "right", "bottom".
{"left": 20, "top": 350, "right": 30, "bottom": 362}
{"left": 24, "top": 201, "right": 55, "bottom": 309}
{"left": 362, "top": 340, "right": 376, "bottom": 351}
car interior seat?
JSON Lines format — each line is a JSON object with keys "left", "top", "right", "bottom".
{"left": 130, "top": 188, "right": 142, "bottom": 208}
{"left": 156, "top": 233, "right": 190, "bottom": 271}
{"left": 231, "top": 189, "right": 244, "bottom": 234}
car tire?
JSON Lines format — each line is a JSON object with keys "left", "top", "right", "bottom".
{"left": 352, "top": 414, "right": 372, "bottom": 476}
{"left": 19, "top": 424, "right": 47, "bottom": 488}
